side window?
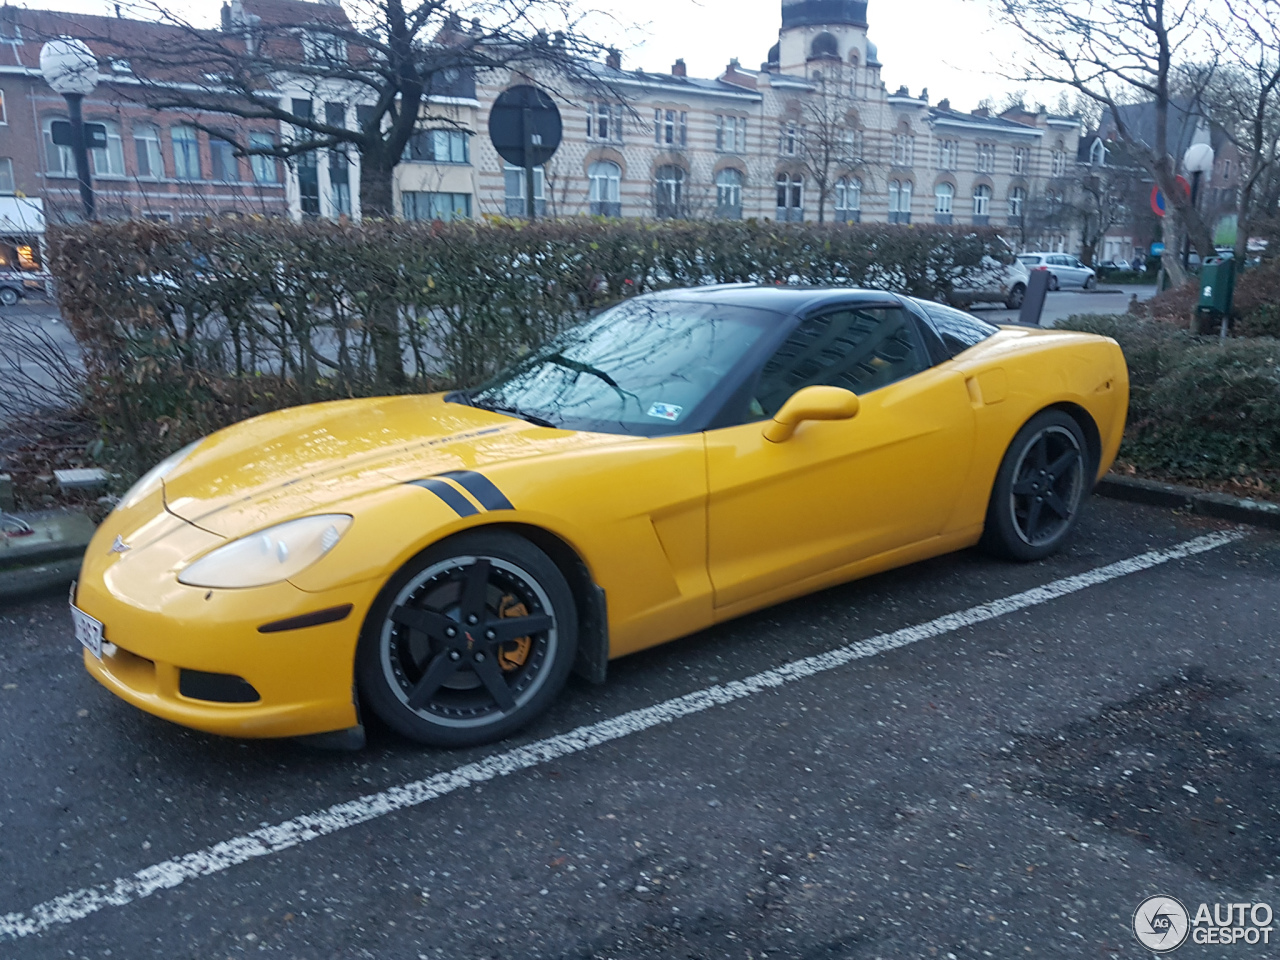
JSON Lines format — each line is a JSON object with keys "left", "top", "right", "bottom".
{"left": 751, "top": 306, "right": 927, "bottom": 418}
{"left": 917, "top": 300, "right": 1000, "bottom": 357}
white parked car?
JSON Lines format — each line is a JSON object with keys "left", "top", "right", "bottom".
{"left": 1017, "top": 253, "right": 1098, "bottom": 291}
{"left": 947, "top": 256, "right": 1031, "bottom": 310}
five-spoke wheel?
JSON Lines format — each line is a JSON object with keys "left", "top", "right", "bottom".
{"left": 357, "top": 531, "right": 577, "bottom": 747}
{"left": 983, "top": 409, "right": 1090, "bottom": 561}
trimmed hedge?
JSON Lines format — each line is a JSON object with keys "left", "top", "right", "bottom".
{"left": 1059, "top": 315, "right": 1280, "bottom": 487}
{"left": 49, "top": 217, "right": 1008, "bottom": 469}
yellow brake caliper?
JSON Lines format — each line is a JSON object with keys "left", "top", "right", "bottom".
{"left": 497, "top": 595, "right": 532, "bottom": 672}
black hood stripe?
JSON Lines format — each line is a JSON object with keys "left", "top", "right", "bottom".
{"left": 435, "top": 471, "right": 515, "bottom": 511}
{"left": 408, "top": 478, "right": 480, "bottom": 517}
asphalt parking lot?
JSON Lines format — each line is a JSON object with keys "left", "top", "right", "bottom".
{"left": 1, "top": 498, "right": 1277, "bottom": 960}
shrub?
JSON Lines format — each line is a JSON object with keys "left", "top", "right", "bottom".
{"left": 49, "top": 217, "right": 1008, "bottom": 470}
{"left": 1060, "top": 315, "right": 1280, "bottom": 485}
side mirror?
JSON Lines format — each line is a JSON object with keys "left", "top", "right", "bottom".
{"left": 762, "top": 385, "right": 860, "bottom": 443}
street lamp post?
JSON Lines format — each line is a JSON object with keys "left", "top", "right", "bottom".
{"left": 39, "top": 38, "right": 100, "bottom": 221}
{"left": 1182, "top": 140, "right": 1215, "bottom": 273}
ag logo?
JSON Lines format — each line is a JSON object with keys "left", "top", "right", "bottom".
{"left": 1134, "top": 895, "right": 1190, "bottom": 952}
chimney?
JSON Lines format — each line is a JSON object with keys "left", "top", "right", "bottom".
{"left": 606, "top": 48, "right": 621, "bottom": 70}
{"left": 220, "top": 1, "right": 231, "bottom": 30}
{"left": 971, "top": 106, "right": 990, "bottom": 118}
{"left": 938, "top": 98, "right": 951, "bottom": 111}
{"left": 672, "top": 58, "right": 686, "bottom": 77}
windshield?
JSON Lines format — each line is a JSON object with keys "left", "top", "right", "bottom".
{"left": 456, "top": 298, "right": 775, "bottom": 436}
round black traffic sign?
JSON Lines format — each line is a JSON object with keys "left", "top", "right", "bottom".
{"left": 488, "top": 84, "right": 562, "bottom": 168}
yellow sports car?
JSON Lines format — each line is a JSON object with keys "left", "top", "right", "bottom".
{"left": 72, "top": 286, "right": 1128, "bottom": 748}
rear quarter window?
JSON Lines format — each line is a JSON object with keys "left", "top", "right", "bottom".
{"left": 915, "top": 301, "right": 1001, "bottom": 357}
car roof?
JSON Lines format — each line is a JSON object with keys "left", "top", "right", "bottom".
{"left": 641, "top": 284, "right": 902, "bottom": 314}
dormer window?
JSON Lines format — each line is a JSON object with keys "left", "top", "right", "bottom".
{"left": 1089, "top": 138, "right": 1107, "bottom": 166}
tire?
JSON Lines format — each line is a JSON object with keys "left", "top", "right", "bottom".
{"left": 1083, "top": 274, "right": 1097, "bottom": 290}
{"left": 0, "top": 288, "right": 19, "bottom": 306}
{"left": 1005, "top": 283, "right": 1026, "bottom": 310}
{"left": 356, "top": 530, "right": 578, "bottom": 747}
{"left": 981, "top": 409, "right": 1091, "bottom": 562}
{"left": 1047, "top": 274, "right": 1060, "bottom": 292}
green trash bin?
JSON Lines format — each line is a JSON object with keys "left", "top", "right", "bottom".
{"left": 1198, "top": 258, "right": 1236, "bottom": 315}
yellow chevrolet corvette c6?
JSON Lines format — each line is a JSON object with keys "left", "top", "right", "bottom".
{"left": 72, "top": 286, "right": 1128, "bottom": 748}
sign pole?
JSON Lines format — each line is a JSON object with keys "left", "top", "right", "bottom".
{"left": 522, "top": 106, "right": 536, "bottom": 221}
{"left": 64, "top": 92, "right": 95, "bottom": 221}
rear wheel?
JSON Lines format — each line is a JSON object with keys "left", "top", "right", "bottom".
{"left": 1005, "top": 283, "right": 1026, "bottom": 310}
{"left": 357, "top": 530, "right": 578, "bottom": 747}
{"left": 982, "top": 410, "right": 1090, "bottom": 561}
{"left": 0, "top": 287, "right": 19, "bottom": 306}
{"left": 1047, "top": 274, "right": 1060, "bottom": 292}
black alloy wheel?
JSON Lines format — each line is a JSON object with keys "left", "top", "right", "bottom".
{"left": 982, "top": 409, "right": 1090, "bottom": 561}
{"left": 357, "top": 530, "right": 578, "bottom": 747}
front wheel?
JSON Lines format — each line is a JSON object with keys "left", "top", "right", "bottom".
{"left": 0, "top": 288, "right": 19, "bottom": 306}
{"left": 981, "top": 410, "right": 1090, "bottom": 561}
{"left": 1083, "top": 274, "right": 1097, "bottom": 290}
{"left": 357, "top": 530, "right": 578, "bottom": 747}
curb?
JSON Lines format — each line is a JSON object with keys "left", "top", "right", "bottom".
{"left": 0, "top": 557, "right": 82, "bottom": 603}
{"left": 1096, "top": 474, "right": 1280, "bottom": 531}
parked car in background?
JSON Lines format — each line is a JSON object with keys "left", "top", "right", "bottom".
{"left": 0, "top": 270, "right": 46, "bottom": 306}
{"left": 1097, "top": 259, "right": 1130, "bottom": 274}
{"left": 1017, "top": 253, "right": 1098, "bottom": 291}
{"left": 947, "top": 256, "right": 1031, "bottom": 309}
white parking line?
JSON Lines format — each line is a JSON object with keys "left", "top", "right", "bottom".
{"left": 0, "top": 529, "right": 1244, "bottom": 941}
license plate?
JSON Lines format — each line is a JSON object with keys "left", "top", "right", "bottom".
{"left": 71, "top": 602, "right": 104, "bottom": 660}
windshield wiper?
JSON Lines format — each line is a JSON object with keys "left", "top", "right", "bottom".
{"left": 468, "top": 399, "right": 557, "bottom": 429}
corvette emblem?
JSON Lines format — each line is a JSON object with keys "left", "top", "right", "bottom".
{"left": 109, "top": 535, "right": 131, "bottom": 554}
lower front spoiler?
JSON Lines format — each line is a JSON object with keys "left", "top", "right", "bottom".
{"left": 84, "top": 646, "right": 359, "bottom": 741}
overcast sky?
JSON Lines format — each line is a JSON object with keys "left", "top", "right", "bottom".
{"left": 58, "top": 0, "right": 1048, "bottom": 112}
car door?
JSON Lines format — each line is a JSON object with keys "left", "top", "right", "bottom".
{"left": 704, "top": 302, "right": 976, "bottom": 611}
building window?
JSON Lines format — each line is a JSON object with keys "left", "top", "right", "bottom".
{"left": 0, "top": 90, "right": 6, "bottom": 124}
{"left": 587, "top": 102, "right": 622, "bottom": 143}
{"left": 891, "top": 134, "right": 914, "bottom": 166}
{"left": 776, "top": 173, "right": 803, "bottom": 221}
{"left": 937, "top": 139, "right": 958, "bottom": 170}
{"left": 172, "top": 124, "right": 201, "bottom": 180}
{"left": 209, "top": 134, "right": 238, "bottom": 182}
{"left": 297, "top": 152, "right": 320, "bottom": 218}
{"left": 1008, "top": 186, "right": 1025, "bottom": 219}
{"left": 249, "top": 132, "right": 277, "bottom": 182}
{"left": 402, "top": 191, "right": 471, "bottom": 222}
{"left": 326, "top": 102, "right": 350, "bottom": 217}
{"left": 0, "top": 157, "right": 13, "bottom": 193}
{"left": 715, "top": 167, "right": 743, "bottom": 219}
{"left": 975, "top": 142, "right": 996, "bottom": 173}
{"left": 839, "top": 128, "right": 863, "bottom": 161}
{"left": 834, "top": 176, "right": 861, "bottom": 222}
{"left": 1051, "top": 146, "right": 1067, "bottom": 177}
{"left": 133, "top": 123, "right": 164, "bottom": 178}
{"left": 1012, "top": 147, "right": 1029, "bottom": 175}
{"left": 504, "top": 163, "right": 545, "bottom": 216}
{"left": 43, "top": 118, "right": 73, "bottom": 176}
{"left": 405, "top": 129, "right": 470, "bottom": 163}
{"left": 888, "top": 179, "right": 912, "bottom": 223}
{"left": 934, "top": 182, "right": 953, "bottom": 223}
{"left": 303, "top": 29, "right": 346, "bottom": 64}
{"left": 588, "top": 160, "right": 621, "bottom": 216}
{"left": 654, "top": 164, "right": 685, "bottom": 218}
{"left": 1222, "top": 159, "right": 1231, "bottom": 180}
{"left": 716, "top": 115, "right": 747, "bottom": 153}
{"left": 87, "top": 120, "right": 125, "bottom": 177}
{"left": 1089, "top": 139, "right": 1106, "bottom": 166}
{"left": 972, "top": 184, "right": 991, "bottom": 223}
{"left": 654, "top": 109, "right": 686, "bottom": 147}
{"left": 780, "top": 122, "right": 802, "bottom": 157}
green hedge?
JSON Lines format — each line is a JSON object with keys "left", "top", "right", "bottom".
{"left": 49, "top": 217, "right": 1008, "bottom": 469}
{"left": 1059, "top": 315, "right": 1280, "bottom": 486}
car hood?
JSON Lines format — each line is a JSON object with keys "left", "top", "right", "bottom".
{"left": 161, "top": 393, "right": 616, "bottom": 536}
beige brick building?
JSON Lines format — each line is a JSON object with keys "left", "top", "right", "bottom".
{"left": 391, "top": 0, "right": 1082, "bottom": 251}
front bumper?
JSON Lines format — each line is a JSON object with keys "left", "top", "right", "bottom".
{"left": 76, "top": 509, "right": 372, "bottom": 740}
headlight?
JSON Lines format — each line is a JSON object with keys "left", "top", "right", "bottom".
{"left": 118, "top": 439, "right": 204, "bottom": 510}
{"left": 177, "top": 515, "right": 353, "bottom": 589}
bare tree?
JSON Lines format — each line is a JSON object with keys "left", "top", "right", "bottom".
{"left": 85, "top": 0, "right": 612, "bottom": 219}
{"left": 1207, "top": 0, "right": 1280, "bottom": 260}
{"left": 1074, "top": 154, "right": 1151, "bottom": 264}
{"left": 794, "top": 70, "right": 861, "bottom": 223}
{"left": 992, "top": 0, "right": 1217, "bottom": 286}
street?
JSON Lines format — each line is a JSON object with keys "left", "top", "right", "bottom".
{"left": 1, "top": 497, "right": 1276, "bottom": 958}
